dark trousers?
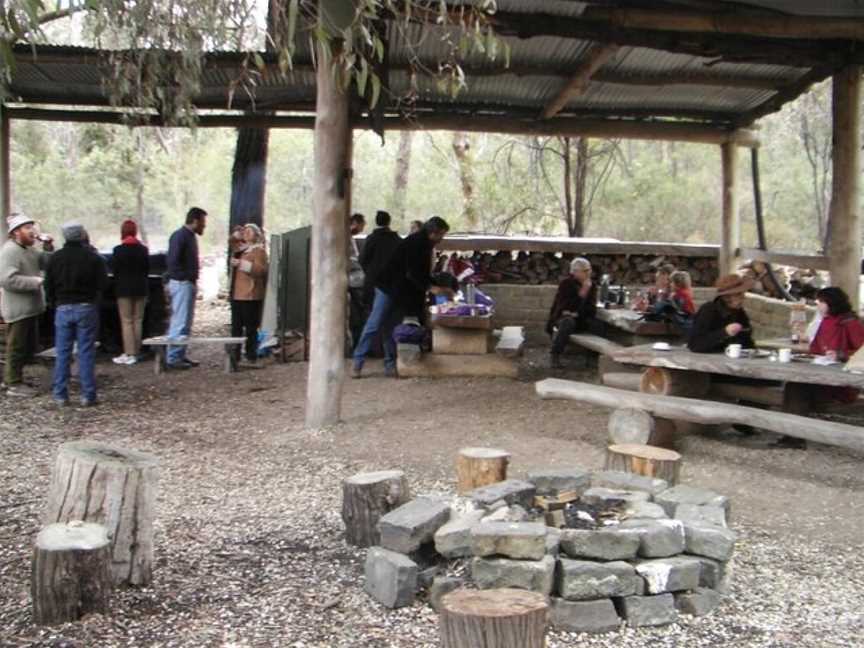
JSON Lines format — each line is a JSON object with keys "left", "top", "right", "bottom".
{"left": 348, "top": 287, "right": 367, "bottom": 350}
{"left": 3, "top": 315, "right": 39, "bottom": 385}
{"left": 551, "top": 316, "right": 606, "bottom": 355}
{"left": 230, "top": 300, "right": 262, "bottom": 361}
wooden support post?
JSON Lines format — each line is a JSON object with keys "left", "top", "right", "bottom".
{"left": 341, "top": 471, "right": 411, "bottom": 547}
{"left": 31, "top": 521, "right": 112, "bottom": 626}
{"left": 439, "top": 589, "right": 548, "bottom": 648}
{"left": 456, "top": 447, "right": 510, "bottom": 494}
{"left": 0, "top": 107, "right": 9, "bottom": 244}
{"left": 828, "top": 65, "right": 862, "bottom": 311}
{"left": 43, "top": 441, "right": 159, "bottom": 586}
{"left": 720, "top": 141, "right": 740, "bottom": 275}
{"left": 605, "top": 443, "right": 682, "bottom": 485}
{"left": 306, "top": 41, "right": 351, "bottom": 429}
{"left": 639, "top": 367, "right": 711, "bottom": 398}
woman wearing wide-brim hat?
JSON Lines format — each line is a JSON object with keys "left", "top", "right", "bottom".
{"left": 687, "top": 274, "right": 756, "bottom": 353}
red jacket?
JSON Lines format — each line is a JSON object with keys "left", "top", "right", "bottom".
{"left": 809, "top": 313, "right": 864, "bottom": 360}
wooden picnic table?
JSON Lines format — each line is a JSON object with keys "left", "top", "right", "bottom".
{"left": 595, "top": 307, "right": 682, "bottom": 346}
{"left": 612, "top": 343, "right": 864, "bottom": 389}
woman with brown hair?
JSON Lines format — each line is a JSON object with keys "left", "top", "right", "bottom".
{"left": 229, "top": 224, "right": 268, "bottom": 367}
{"left": 111, "top": 219, "right": 149, "bottom": 365}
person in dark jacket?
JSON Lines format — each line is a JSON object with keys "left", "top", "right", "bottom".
{"left": 165, "top": 207, "right": 206, "bottom": 368}
{"left": 44, "top": 222, "right": 108, "bottom": 406}
{"left": 110, "top": 219, "right": 149, "bottom": 365}
{"left": 687, "top": 274, "right": 755, "bottom": 353}
{"left": 547, "top": 257, "right": 602, "bottom": 368}
{"left": 359, "top": 210, "right": 401, "bottom": 311}
{"left": 352, "top": 216, "right": 452, "bottom": 378}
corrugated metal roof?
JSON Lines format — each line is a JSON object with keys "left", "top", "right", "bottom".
{"left": 4, "top": 1, "right": 858, "bottom": 127}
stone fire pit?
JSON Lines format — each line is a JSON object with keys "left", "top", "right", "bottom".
{"left": 358, "top": 467, "right": 736, "bottom": 633}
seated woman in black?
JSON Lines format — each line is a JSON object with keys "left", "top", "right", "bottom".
{"left": 547, "top": 257, "right": 602, "bottom": 368}
{"left": 688, "top": 274, "right": 755, "bottom": 353}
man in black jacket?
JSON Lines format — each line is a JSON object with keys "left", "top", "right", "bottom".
{"left": 547, "top": 257, "right": 602, "bottom": 368}
{"left": 165, "top": 207, "right": 206, "bottom": 368}
{"left": 359, "top": 210, "right": 401, "bottom": 311}
{"left": 44, "top": 222, "right": 108, "bottom": 406}
{"left": 352, "top": 216, "right": 451, "bottom": 378}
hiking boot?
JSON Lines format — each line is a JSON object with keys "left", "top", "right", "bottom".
{"left": 6, "top": 383, "right": 37, "bottom": 397}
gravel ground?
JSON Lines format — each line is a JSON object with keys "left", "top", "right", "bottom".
{"left": 1, "top": 300, "right": 863, "bottom": 647}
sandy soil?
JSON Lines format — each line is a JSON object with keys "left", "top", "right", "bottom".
{"left": 1, "top": 300, "right": 863, "bottom": 647}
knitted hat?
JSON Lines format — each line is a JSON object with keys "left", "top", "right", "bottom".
{"left": 715, "top": 274, "right": 753, "bottom": 296}
{"left": 61, "top": 222, "right": 86, "bottom": 243}
{"left": 121, "top": 219, "right": 138, "bottom": 239}
{"left": 6, "top": 212, "right": 34, "bottom": 234}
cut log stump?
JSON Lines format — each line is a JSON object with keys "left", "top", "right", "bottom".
{"left": 456, "top": 447, "right": 510, "bottom": 494}
{"left": 608, "top": 409, "right": 677, "bottom": 449}
{"left": 640, "top": 367, "right": 711, "bottom": 397}
{"left": 439, "top": 588, "right": 548, "bottom": 648}
{"left": 605, "top": 443, "right": 682, "bottom": 485}
{"left": 31, "top": 521, "right": 112, "bottom": 626}
{"left": 43, "top": 441, "right": 159, "bottom": 586}
{"left": 341, "top": 470, "right": 411, "bottom": 547}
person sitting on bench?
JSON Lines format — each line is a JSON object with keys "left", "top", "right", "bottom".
{"left": 688, "top": 274, "right": 755, "bottom": 353}
{"left": 547, "top": 257, "right": 603, "bottom": 369}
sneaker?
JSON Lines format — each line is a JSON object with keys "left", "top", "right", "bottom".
{"left": 181, "top": 358, "right": 200, "bottom": 368}
{"left": 124, "top": 355, "right": 138, "bottom": 365}
{"left": 166, "top": 362, "right": 190, "bottom": 371}
{"left": 113, "top": 354, "right": 130, "bottom": 365}
{"left": 384, "top": 366, "right": 398, "bottom": 378}
{"left": 351, "top": 365, "right": 363, "bottom": 379}
{"left": 53, "top": 398, "right": 69, "bottom": 407}
{"left": 6, "top": 384, "right": 37, "bottom": 397}
{"left": 79, "top": 398, "right": 98, "bottom": 407}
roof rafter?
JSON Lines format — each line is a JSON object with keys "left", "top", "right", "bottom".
{"left": 540, "top": 43, "right": 619, "bottom": 120}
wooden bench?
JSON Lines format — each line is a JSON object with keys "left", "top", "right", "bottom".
{"left": 142, "top": 336, "right": 245, "bottom": 375}
{"left": 536, "top": 378, "right": 864, "bottom": 453}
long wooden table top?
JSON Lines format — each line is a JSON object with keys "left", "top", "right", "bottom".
{"left": 612, "top": 344, "right": 864, "bottom": 388}
{"left": 596, "top": 307, "right": 681, "bottom": 337}
{"left": 755, "top": 337, "right": 810, "bottom": 353}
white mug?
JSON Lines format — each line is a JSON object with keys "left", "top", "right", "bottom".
{"left": 778, "top": 348, "right": 792, "bottom": 363}
{"left": 725, "top": 344, "right": 743, "bottom": 359}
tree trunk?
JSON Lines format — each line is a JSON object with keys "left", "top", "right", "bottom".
{"left": 456, "top": 448, "right": 510, "bottom": 494}
{"left": 605, "top": 443, "right": 682, "bottom": 485}
{"left": 229, "top": 127, "right": 269, "bottom": 231}
{"left": 31, "top": 521, "right": 112, "bottom": 626}
{"left": 392, "top": 130, "right": 413, "bottom": 225}
{"left": 572, "top": 137, "right": 589, "bottom": 237}
{"left": 43, "top": 441, "right": 159, "bottom": 586}
{"left": 562, "top": 137, "right": 574, "bottom": 236}
{"left": 306, "top": 41, "right": 351, "bottom": 429}
{"left": 452, "top": 131, "right": 478, "bottom": 229}
{"left": 439, "top": 588, "right": 548, "bottom": 648}
{"left": 341, "top": 471, "right": 411, "bottom": 547}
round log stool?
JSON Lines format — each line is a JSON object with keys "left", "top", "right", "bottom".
{"left": 607, "top": 408, "right": 678, "bottom": 449}
{"left": 640, "top": 367, "right": 711, "bottom": 397}
{"left": 43, "top": 441, "right": 159, "bottom": 586}
{"left": 605, "top": 443, "right": 682, "bottom": 485}
{"left": 31, "top": 521, "right": 112, "bottom": 626}
{"left": 456, "top": 447, "right": 510, "bottom": 494}
{"left": 341, "top": 470, "right": 411, "bottom": 547}
{"left": 439, "top": 588, "right": 548, "bottom": 648}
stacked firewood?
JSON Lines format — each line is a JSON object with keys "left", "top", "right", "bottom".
{"left": 739, "top": 260, "right": 827, "bottom": 300}
{"left": 437, "top": 251, "right": 720, "bottom": 286}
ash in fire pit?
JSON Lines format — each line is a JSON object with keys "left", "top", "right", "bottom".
{"left": 562, "top": 500, "right": 626, "bottom": 530}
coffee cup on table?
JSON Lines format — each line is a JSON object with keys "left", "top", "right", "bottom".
{"left": 725, "top": 344, "right": 743, "bottom": 359}
{"left": 778, "top": 348, "right": 792, "bottom": 363}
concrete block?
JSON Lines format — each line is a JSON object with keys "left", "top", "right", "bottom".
{"left": 559, "top": 528, "right": 640, "bottom": 561}
{"left": 549, "top": 598, "right": 621, "bottom": 634}
{"left": 471, "top": 555, "right": 556, "bottom": 595}
{"left": 364, "top": 546, "right": 418, "bottom": 608}
{"left": 527, "top": 467, "right": 592, "bottom": 496}
{"left": 378, "top": 497, "right": 451, "bottom": 554}
{"left": 471, "top": 522, "right": 547, "bottom": 560}
{"left": 557, "top": 558, "right": 641, "bottom": 600}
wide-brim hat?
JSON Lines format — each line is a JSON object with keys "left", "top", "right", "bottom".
{"left": 715, "top": 274, "right": 753, "bottom": 296}
{"left": 7, "top": 212, "right": 34, "bottom": 234}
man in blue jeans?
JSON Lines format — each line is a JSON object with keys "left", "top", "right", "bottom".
{"left": 44, "top": 223, "right": 108, "bottom": 406}
{"left": 166, "top": 207, "right": 207, "bottom": 369}
{"left": 352, "top": 216, "right": 452, "bottom": 378}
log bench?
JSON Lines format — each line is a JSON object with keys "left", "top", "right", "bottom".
{"left": 567, "top": 333, "right": 624, "bottom": 357}
{"left": 536, "top": 378, "right": 864, "bottom": 453}
{"left": 142, "top": 336, "right": 245, "bottom": 375}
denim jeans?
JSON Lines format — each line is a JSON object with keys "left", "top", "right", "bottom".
{"left": 53, "top": 303, "right": 98, "bottom": 403}
{"left": 167, "top": 280, "right": 196, "bottom": 365}
{"left": 352, "top": 288, "right": 398, "bottom": 371}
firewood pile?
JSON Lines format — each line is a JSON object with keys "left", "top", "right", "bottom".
{"left": 438, "top": 251, "right": 720, "bottom": 286}
{"left": 738, "top": 261, "right": 827, "bottom": 300}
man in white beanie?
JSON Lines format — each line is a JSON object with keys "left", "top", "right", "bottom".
{"left": 0, "top": 213, "right": 53, "bottom": 396}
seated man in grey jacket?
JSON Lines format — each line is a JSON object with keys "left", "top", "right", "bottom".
{"left": 0, "top": 213, "right": 53, "bottom": 397}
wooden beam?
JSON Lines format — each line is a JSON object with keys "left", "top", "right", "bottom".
{"left": 576, "top": 6, "right": 864, "bottom": 42}
{"left": 734, "top": 65, "right": 838, "bottom": 127}
{"left": 540, "top": 43, "right": 619, "bottom": 120}
{"left": 437, "top": 236, "right": 719, "bottom": 257}
{"left": 719, "top": 142, "right": 740, "bottom": 275}
{"left": 0, "top": 107, "right": 9, "bottom": 245}
{"left": 828, "top": 65, "right": 862, "bottom": 311}
{"left": 305, "top": 42, "right": 351, "bottom": 429}
{"left": 536, "top": 379, "right": 864, "bottom": 453}
{"left": 737, "top": 247, "right": 829, "bottom": 271}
